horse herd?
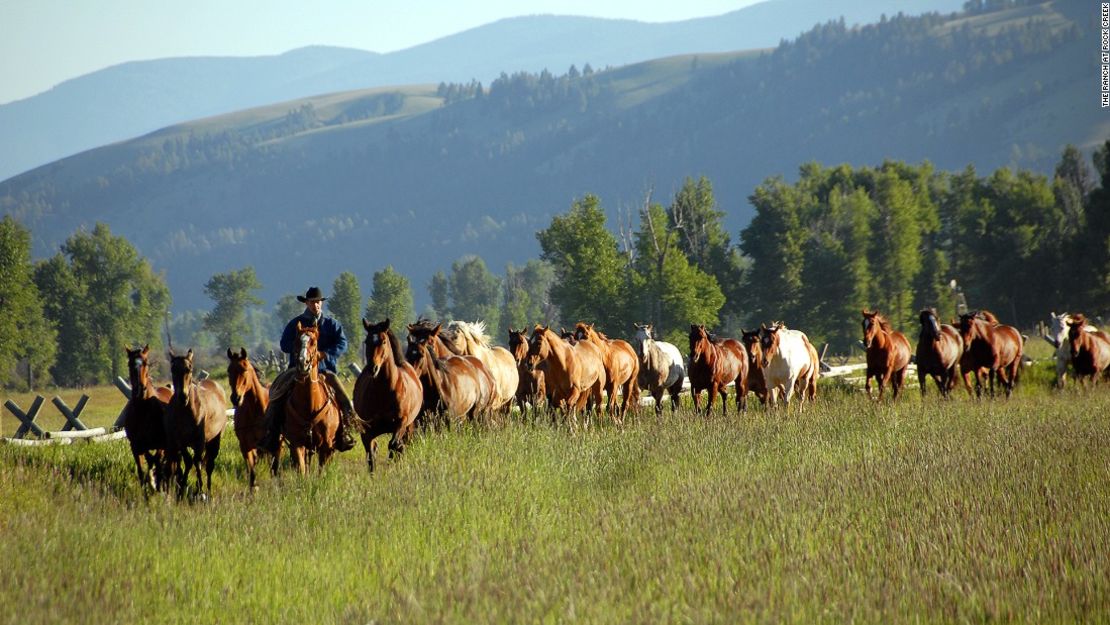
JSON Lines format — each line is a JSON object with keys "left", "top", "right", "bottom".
{"left": 119, "top": 308, "right": 1109, "bottom": 498}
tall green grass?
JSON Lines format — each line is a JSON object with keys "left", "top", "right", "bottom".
{"left": 1, "top": 372, "right": 1107, "bottom": 624}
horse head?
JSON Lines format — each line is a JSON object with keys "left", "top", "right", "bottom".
{"left": 169, "top": 348, "right": 195, "bottom": 389}
{"left": 1067, "top": 314, "right": 1090, "bottom": 359}
{"left": 526, "top": 325, "right": 552, "bottom": 370}
{"left": 573, "top": 322, "right": 593, "bottom": 342}
{"left": 740, "top": 329, "right": 762, "bottom": 368}
{"left": 363, "top": 318, "right": 400, "bottom": 377}
{"left": 126, "top": 344, "right": 152, "bottom": 393}
{"left": 918, "top": 309, "right": 941, "bottom": 340}
{"left": 294, "top": 321, "right": 321, "bottom": 377}
{"left": 225, "top": 347, "right": 251, "bottom": 408}
{"left": 861, "top": 309, "right": 882, "bottom": 348}
{"left": 559, "top": 327, "right": 577, "bottom": 345}
{"left": 507, "top": 328, "right": 529, "bottom": 365}
{"left": 758, "top": 323, "right": 783, "bottom": 369}
{"left": 688, "top": 324, "right": 710, "bottom": 364}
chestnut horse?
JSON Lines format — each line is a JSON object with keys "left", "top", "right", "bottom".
{"left": 861, "top": 310, "right": 912, "bottom": 401}
{"left": 957, "top": 311, "right": 1023, "bottom": 398}
{"left": 1067, "top": 314, "right": 1110, "bottom": 386}
{"left": 226, "top": 348, "right": 274, "bottom": 489}
{"left": 754, "top": 323, "right": 818, "bottom": 408}
{"left": 407, "top": 321, "right": 493, "bottom": 423}
{"left": 442, "top": 320, "right": 519, "bottom": 414}
{"left": 283, "top": 322, "right": 342, "bottom": 473}
{"left": 631, "top": 324, "right": 685, "bottom": 415}
{"left": 166, "top": 349, "right": 228, "bottom": 499}
{"left": 406, "top": 333, "right": 495, "bottom": 424}
{"left": 123, "top": 345, "right": 173, "bottom": 493}
{"left": 354, "top": 319, "right": 423, "bottom": 472}
{"left": 508, "top": 327, "right": 546, "bottom": 414}
{"left": 914, "top": 309, "right": 963, "bottom": 398}
{"left": 957, "top": 310, "right": 998, "bottom": 395}
{"left": 526, "top": 325, "right": 606, "bottom": 424}
{"left": 687, "top": 325, "right": 748, "bottom": 415}
{"left": 574, "top": 323, "right": 640, "bottom": 422}
{"left": 1047, "top": 312, "right": 1098, "bottom": 388}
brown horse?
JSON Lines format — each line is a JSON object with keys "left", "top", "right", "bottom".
{"left": 226, "top": 348, "right": 274, "bottom": 489}
{"left": 442, "top": 320, "right": 519, "bottom": 414}
{"left": 915, "top": 309, "right": 963, "bottom": 398}
{"left": 739, "top": 330, "right": 770, "bottom": 406}
{"left": 284, "top": 322, "right": 342, "bottom": 473}
{"left": 1067, "top": 314, "right": 1110, "bottom": 386}
{"left": 406, "top": 321, "right": 493, "bottom": 423}
{"left": 166, "top": 349, "right": 228, "bottom": 499}
{"left": 957, "top": 310, "right": 997, "bottom": 395}
{"left": 688, "top": 325, "right": 748, "bottom": 415}
{"left": 406, "top": 331, "right": 495, "bottom": 424}
{"left": 957, "top": 311, "right": 1023, "bottom": 398}
{"left": 354, "top": 319, "right": 423, "bottom": 472}
{"left": 861, "top": 310, "right": 912, "bottom": 401}
{"left": 508, "top": 327, "right": 546, "bottom": 414}
{"left": 574, "top": 323, "right": 640, "bottom": 422}
{"left": 526, "top": 325, "right": 606, "bottom": 423}
{"left": 123, "top": 345, "right": 173, "bottom": 493}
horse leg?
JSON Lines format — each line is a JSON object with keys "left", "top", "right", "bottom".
{"left": 919, "top": 368, "right": 928, "bottom": 398}
{"left": 244, "top": 449, "right": 257, "bottom": 490}
{"left": 891, "top": 369, "right": 904, "bottom": 401}
{"left": 718, "top": 386, "right": 728, "bottom": 417}
{"left": 652, "top": 387, "right": 664, "bottom": 416}
{"left": 737, "top": 379, "right": 748, "bottom": 412}
{"left": 204, "top": 434, "right": 220, "bottom": 499}
{"left": 366, "top": 437, "right": 377, "bottom": 473}
{"left": 864, "top": 371, "right": 874, "bottom": 401}
{"left": 691, "top": 387, "right": 702, "bottom": 414}
{"left": 705, "top": 385, "right": 718, "bottom": 417}
{"left": 388, "top": 432, "right": 405, "bottom": 459}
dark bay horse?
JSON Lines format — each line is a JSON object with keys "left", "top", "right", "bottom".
{"left": 508, "top": 327, "right": 546, "bottom": 414}
{"left": 915, "top": 309, "right": 963, "bottom": 398}
{"left": 406, "top": 331, "right": 495, "bottom": 424}
{"left": 957, "top": 310, "right": 998, "bottom": 395}
{"left": 353, "top": 319, "right": 423, "bottom": 472}
{"left": 957, "top": 311, "right": 1023, "bottom": 398}
{"left": 284, "top": 322, "right": 342, "bottom": 473}
{"left": 166, "top": 349, "right": 228, "bottom": 499}
{"left": 226, "top": 348, "right": 273, "bottom": 489}
{"left": 1067, "top": 314, "right": 1110, "bottom": 386}
{"left": 688, "top": 324, "right": 748, "bottom": 415}
{"left": 861, "top": 310, "right": 912, "bottom": 400}
{"left": 574, "top": 323, "right": 640, "bottom": 422}
{"left": 123, "top": 345, "right": 173, "bottom": 493}
{"left": 739, "top": 329, "right": 770, "bottom": 406}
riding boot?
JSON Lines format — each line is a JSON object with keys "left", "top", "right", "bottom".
{"left": 325, "top": 372, "right": 357, "bottom": 452}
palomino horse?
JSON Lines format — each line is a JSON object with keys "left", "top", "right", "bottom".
{"left": 284, "top": 323, "right": 342, "bottom": 473}
{"left": 754, "top": 323, "right": 818, "bottom": 408}
{"left": 226, "top": 348, "right": 274, "bottom": 489}
{"left": 915, "top": 309, "right": 963, "bottom": 398}
{"left": 123, "top": 345, "right": 173, "bottom": 493}
{"left": 526, "top": 325, "right": 606, "bottom": 423}
{"left": 166, "top": 349, "right": 228, "bottom": 499}
{"left": 687, "top": 324, "right": 748, "bottom": 415}
{"left": 631, "top": 324, "right": 685, "bottom": 415}
{"left": 354, "top": 319, "right": 423, "bottom": 472}
{"left": 861, "top": 309, "right": 912, "bottom": 400}
{"left": 739, "top": 329, "right": 770, "bottom": 406}
{"left": 442, "top": 320, "right": 519, "bottom": 413}
{"left": 406, "top": 331, "right": 495, "bottom": 423}
{"left": 508, "top": 327, "right": 546, "bottom": 414}
{"left": 1067, "top": 314, "right": 1110, "bottom": 386}
{"left": 957, "top": 311, "right": 1023, "bottom": 398}
{"left": 574, "top": 322, "right": 640, "bottom": 421}
{"left": 1046, "top": 312, "right": 1098, "bottom": 388}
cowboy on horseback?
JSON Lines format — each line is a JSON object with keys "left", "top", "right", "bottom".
{"left": 260, "top": 286, "right": 357, "bottom": 453}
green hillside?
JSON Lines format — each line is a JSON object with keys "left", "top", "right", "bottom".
{"left": 1, "top": 0, "right": 1097, "bottom": 310}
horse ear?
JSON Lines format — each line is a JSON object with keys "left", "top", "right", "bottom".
{"left": 383, "top": 318, "right": 391, "bottom": 329}
{"left": 760, "top": 323, "right": 767, "bottom": 331}
{"left": 142, "top": 344, "right": 149, "bottom": 356}
{"left": 227, "top": 348, "right": 234, "bottom": 360}
{"left": 240, "top": 347, "right": 247, "bottom": 359}
{"left": 186, "top": 349, "right": 194, "bottom": 360}
{"left": 362, "top": 318, "right": 371, "bottom": 330}
{"left": 432, "top": 324, "right": 441, "bottom": 336}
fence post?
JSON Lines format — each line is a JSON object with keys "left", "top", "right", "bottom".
{"left": 6, "top": 396, "right": 46, "bottom": 439}
{"left": 113, "top": 377, "right": 132, "bottom": 430}
{"left": 52, "top": 395, "right": 90, "bottom": 431}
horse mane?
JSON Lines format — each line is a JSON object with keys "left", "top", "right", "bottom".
{"left": 447, "top": 320, "right": 492, "bottom": 350}
{"left": 863, "top": 312, "right": 892, "bottom": 332}
{"left": 384, "top": 329, "right": 406, "bottom": 368}
{"left": 972, "top": 309, "right": 999, "bottom": 324}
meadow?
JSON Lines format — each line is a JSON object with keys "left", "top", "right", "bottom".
{"left": 1, "top": 360, "right": 1108, "bottom": 624}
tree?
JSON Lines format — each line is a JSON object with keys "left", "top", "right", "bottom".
{"left": 448, "top": 256, "right": 501, "bottom": 327}
{"left": 428, "top": 271, "right": 450, "bottom": 320}
{"left": 39, "top": 223, "right": 170, "bottom": 384}
{"left": 499, "top": 259, "right": 557, "bottom": 339}
{"left": 0, "top": 216, "right": 56, "bottom": 388}
{"left": 365, "top": 266, "right": 414, "bottom": 328}
{"left": 271, "top": 294, "right": 304, "bottom": 337}
{"left": 741, "top": 177, "right": 806, "bottom": 324}
{"left": 330, "top": 271, "right": 363, "bottom": 362}
{"left": 536, "top": 194, "right": 626, "bottom": 332}
{"left": 203, "top": 266, "right": 263, "bottom": 351}
{"left": 632, "top": 203, "right": 725, "bottom": 346}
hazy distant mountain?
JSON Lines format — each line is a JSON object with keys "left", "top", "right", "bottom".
{"left": 0, "top": 0, "right": 965, "bottom": 181}
{"left": 2, "top": 1, "right": 1093, "bottom": 312}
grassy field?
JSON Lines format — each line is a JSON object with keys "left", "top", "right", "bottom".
{"left": 1, "top": 362, "right": 1108, "bottom": 624}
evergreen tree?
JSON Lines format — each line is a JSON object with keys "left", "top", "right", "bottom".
{"left": 0, "top": 217, "right": 56, "bottom": 388}
{"left": 428, "top": 271, "right": 450, "bottom": 320}
{"left": 668, "top": 176, "right": 745, "bottom": 308}
{"left": 34, "top": 254, "right": 91, "bottom": 386}
{"left": 867, "top": 169, "right": 924, "bottom": 327}
{"left": 330, "top": 271, "right": 363, "bottom": 362}
{"left": 448, "top": 255, "right": 501, "bottom": 328}
{"left": 203, "top": 267, "right": 263, "bottom": 351}
{"left": 741, "top": 177, "right": 806, "bottom": 324}
{"left": 536, "top": 194, "right": 626, "bottom": 331}
{"left": 499, "top": 259, "right": 557, "bottom": 339}
{"left": 365, "top": 266, "right": 415, "bottom": 328}
{"left": 271, "top": 294, "right": 303, "bottom": 337}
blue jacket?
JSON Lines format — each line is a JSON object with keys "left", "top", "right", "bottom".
{"left": 281, "top": 312, "right": 348, "bottom": 374}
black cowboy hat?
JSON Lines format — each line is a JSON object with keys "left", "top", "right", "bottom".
{"left": 297, "top": 286, "right": 327, "bottom": 303}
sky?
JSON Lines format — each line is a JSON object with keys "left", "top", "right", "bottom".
{"left": 0, "top": 0, "right": 762, "bottom": 104}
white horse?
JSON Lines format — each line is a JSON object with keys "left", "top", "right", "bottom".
{"left": 443, "top": 320, "right": 520, "bottom": 413}
{"left": 757, "top": 323, "right": 818, "bottom": 407}
{"left": 1045, "top": 312, "right": 1098, "bottom": 388}
{"left": 631, "top": 323, "right": 686, "bottom": 415}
